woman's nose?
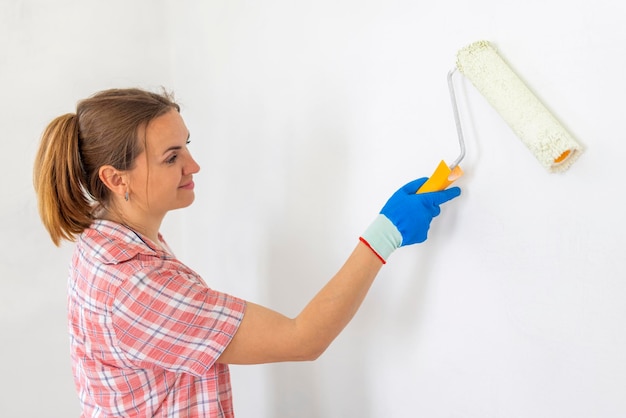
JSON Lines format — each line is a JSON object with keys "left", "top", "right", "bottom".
{"left": 184, "top": 154, "right": 201, "bottom": 175}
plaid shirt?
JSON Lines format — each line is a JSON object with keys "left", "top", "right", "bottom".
{"left": 68, "top": 220, "right": 246, "bottom": 417}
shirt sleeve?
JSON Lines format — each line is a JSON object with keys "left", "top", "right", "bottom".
{"left": 111, "top": 260, "right": 246, "bottom": 376}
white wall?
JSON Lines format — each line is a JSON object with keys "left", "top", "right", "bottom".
{"left": 2, "top": 0, "right": 625, "bottom": 417}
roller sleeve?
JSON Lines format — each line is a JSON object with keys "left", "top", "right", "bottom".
{"left": 456, "top": 41, "right": 583, "bottom": 173}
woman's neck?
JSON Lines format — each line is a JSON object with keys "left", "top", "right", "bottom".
{"left": 101, "top": 209, "right": 163, "bottom": 247}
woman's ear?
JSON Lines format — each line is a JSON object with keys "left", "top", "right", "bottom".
{"left": 98, "top": 165, "right": 128, "bottom": 200}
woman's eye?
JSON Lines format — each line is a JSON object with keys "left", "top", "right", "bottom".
{"left": 166, "top": 154, "right": 178, "bottom": 164}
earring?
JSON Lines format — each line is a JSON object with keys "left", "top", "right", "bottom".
{"left": 124, "top": 191, "right": 129, "bottom": 202}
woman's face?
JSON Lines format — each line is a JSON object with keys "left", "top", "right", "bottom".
{"left": 127, "top": 109, "right": 200, "bottom": 219}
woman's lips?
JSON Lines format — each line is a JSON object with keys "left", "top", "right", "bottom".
{"left": 179, "top": 180, "right": 195, "bottom": 190}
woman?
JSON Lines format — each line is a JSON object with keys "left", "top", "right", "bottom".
{"left": 33, "top": 88, "right": 461, "bottom": 417}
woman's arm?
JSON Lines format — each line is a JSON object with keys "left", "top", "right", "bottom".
{"left": 217, "top": 241, "right": 382, "bottom": 364}
{"left": 217, "top": 178, "right": 461, "bottom": 365}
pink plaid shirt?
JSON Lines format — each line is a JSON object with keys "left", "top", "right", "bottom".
{"left": 68, "top": 220, "right": 246, "bottom": 417}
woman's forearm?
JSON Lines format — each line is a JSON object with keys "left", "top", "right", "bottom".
{"left": 293, "top": 241, "right": 383, "bottom": 359}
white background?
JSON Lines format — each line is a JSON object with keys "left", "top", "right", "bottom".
{"left": 2, "top": 1, "right": 625, "bottom": 417}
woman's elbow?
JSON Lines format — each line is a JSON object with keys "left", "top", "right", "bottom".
{"left": 292, "top": 337, "right": 331, "bottom": 361}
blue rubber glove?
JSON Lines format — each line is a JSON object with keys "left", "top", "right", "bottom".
{"left": 360, "top": 178, "right": 461, "bottom": 263}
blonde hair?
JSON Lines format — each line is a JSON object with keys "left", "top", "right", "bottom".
{"left": 33, "top": 88, "right": 180, "bottom": 246}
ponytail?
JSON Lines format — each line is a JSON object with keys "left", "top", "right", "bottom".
{"left": 34, "top": 113, "right": 94, "bottom": 246}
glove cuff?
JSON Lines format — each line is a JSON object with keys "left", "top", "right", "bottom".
{"left": 360, "top": 214, "right": 402, "bottom": 264}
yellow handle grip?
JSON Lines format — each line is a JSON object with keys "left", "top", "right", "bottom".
{"left": 416, "top": 160, "right": 464, "bottom": 193}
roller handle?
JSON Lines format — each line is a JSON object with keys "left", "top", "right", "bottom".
{"left": 417, "top": 160, "right": 464, "bottom": 193}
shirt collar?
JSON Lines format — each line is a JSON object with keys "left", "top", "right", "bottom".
{"left": 80, "top": 219, "right": 172, "bottom": 265}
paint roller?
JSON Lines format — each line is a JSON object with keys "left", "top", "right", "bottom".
{"left": 417, "top": 40, "right": 583, "bottom": 193}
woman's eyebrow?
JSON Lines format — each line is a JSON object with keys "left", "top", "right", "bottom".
{"left": 161, "top": 132, "right": 190, "bottom": 155}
